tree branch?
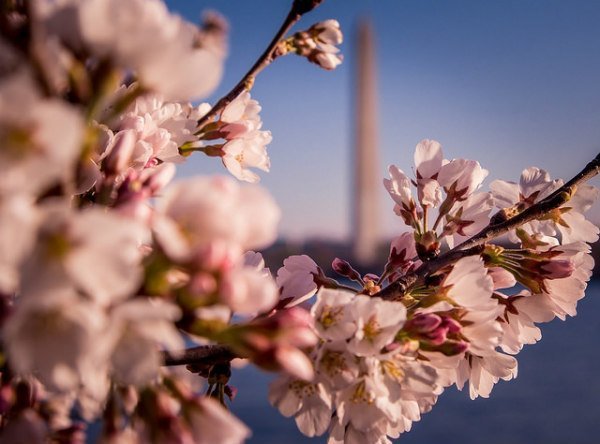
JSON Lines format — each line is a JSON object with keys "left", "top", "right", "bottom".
{"left": 375, "top": 245, "right": 485, "bottom": 301}
{"left": 454, "top": 151, "right": 600, "bottom": 251}
{"left": 375, "top": 151, "right": 600, "bottom": 301}
{"left": 196, "top": 0, "right": 320, "bottom": 131}
{"left": 162, "top": 345, "right": 237, "bottom": 367}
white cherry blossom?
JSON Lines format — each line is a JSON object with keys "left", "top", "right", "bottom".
{"left": 269, "top": 377, "right": 333, "bottom": 437}
{"left": 414, "top": 139, "right": 443, "bottom": 180}
{"left": 0, "top": 194, "right": 39, "bottom": 293}
{"left": 276, "top": 255, "right": 319, "bottom": 307}
{"left": 443, "top": 256, "right": 496, "bottom": 313}
{"left": 0, "top": 69, "right": 83, "bottom": 196}
{"left": 437, "top": 158, "right": 488, "bottom": 198}
{"left": 155, "top": 176, "right": 280, "bottom": 262}
{"left": 106, "top": 298, "right": 183, "bottom": 386}
{"left": 311, "top": 288, "right": 356, "bottom": 341}
{"left": 79, "top": 0, "right": 223, "bottom": 100}
{"left": 21, "top": 203, "right": 146, "bottom": 306}
{"left": 348, "top": 296, "right": 406, "bottom": 357}
{"left": 3, "top": 287, "right": 107, "bottom": 393}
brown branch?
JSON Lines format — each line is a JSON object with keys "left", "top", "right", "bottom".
{"left": 454, "top": 151, "right": 600, "bottom": 251}
{"left": 196, "top": 0, "right": 321, "bottom": 130}
{"left": 375, "top": 151, "right": 600, "bottom": 301}
{"left": 375, "top": 245, "right": 485, "bottom": 301}
{"left": 162, "top": 345, "right": 237, "bottom": 367}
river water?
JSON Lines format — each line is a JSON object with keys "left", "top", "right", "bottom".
{"left": 231, "top": 280, "right": 600, "bottom": 444}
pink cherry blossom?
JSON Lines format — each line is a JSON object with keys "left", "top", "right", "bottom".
{"left": 0, "top": 69, "right": 83, "bottom": 196}
{"left": 220, "top": 258, "right": 278, "bottom": 314}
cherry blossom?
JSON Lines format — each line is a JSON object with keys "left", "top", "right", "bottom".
{"left": 269, "top": 378, "right": 333, "bottom": 437}
{"left": 155, "top": 176, "right": 280, "bottom": 262}
{"left": 348, "top": 296, "right": 406, "bottom": 357}
{"left": 276, "top": 255, "right": 320, "bottom": 307}
{"left": 1, "top": 1, "right": 599, "bottom": 442}
{"left": 106, "top": 299, "right": 183, "bottom": 386}
{"left": 311, "top": 288, "right": 356, "bottom": 342}
{"left": 3, "top": 287, "right": 107, "bottom": 392}
{"left": 78, "top": 0, "right": 224, "bottom": 100}
{"left": 0, "top": 69, "right": 83, "bottom": 196}
{"left": 20, "top": 204, "right": 146, "bottom": 307}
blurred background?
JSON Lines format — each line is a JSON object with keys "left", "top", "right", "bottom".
{"left": 165, "top": 1, "right": 600, "bottom": 442}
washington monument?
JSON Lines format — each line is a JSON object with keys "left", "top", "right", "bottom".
{"left": 352, "top": 19, "right": 380, "bottom": 265}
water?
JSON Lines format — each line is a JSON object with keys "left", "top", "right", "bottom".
{"left": 231, "top": 281, "right": 600, "bottom": 444}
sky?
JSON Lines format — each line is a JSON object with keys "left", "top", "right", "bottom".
{"left": 166, "top": 0, "right": 600, "bottom": 241}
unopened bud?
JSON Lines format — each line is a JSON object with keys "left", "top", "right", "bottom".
{"left": 437, "top": 340, "right": 469, "bottom": 356}
{"left": 405, "top": 313, "right": 442, "bottom": 333}
{"left": 332, "top": 258, "right": 362, "bottom": 283}
{"left": 440, "top": 316, "right": 462, "bottom": 334}
{"left": 308, "top": 50, "right": 343, "bottom": 70}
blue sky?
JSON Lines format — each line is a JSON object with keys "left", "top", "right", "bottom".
{"left": 167, "top": 0, "right": 600, "bottom": 240}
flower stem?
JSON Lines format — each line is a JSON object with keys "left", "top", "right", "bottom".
{"left": 196, "top": 1, "right": 321, "bottom": 130}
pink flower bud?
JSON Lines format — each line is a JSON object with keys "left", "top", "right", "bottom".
{"left": 309, "top": 50, "right": 343, "bottom": 70}
{"left": 425, "top": 327, "right": 448, "bottom": 346}
{"left": 332, "top": 258, "right": 362, "bottom": 282}
{"left": 438, "top": 340, "right": 469, "bottom": 356}
{"left": 405, "top": 313, "right": 442, "bottom": 333}
{"left": 440, "top": 316, "right": 462, "bottom": 334}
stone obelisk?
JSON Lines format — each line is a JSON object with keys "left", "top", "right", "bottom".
{"left": 352, "top": 19, "right": 380, "bottom": 265}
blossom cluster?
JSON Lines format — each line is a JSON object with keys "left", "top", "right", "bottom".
{"left": 269, "top": 141, "right": 598, "bottom": 442}
{"left": 0, "top": 0, "right": 598, "bottom": 443}
{"left": 0, "top": 0, "right": 342, "bottom": 442}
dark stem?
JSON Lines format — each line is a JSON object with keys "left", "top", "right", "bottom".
{"left": 162, "top": 345, "right": 237, "bottom": 367}
{"left": 454, "top": 151, "right": 600, "bottom": 251}
{"left": 196, "top": 3, "right": 308, "bottom": 131}
{"left": 375, "top": 245, "right": 485, "bottom": 301}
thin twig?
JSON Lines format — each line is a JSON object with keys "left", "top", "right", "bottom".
{"left": 375, "top": 245, "right": 485, "bottom": 301}
{"left": 196, "top": 3, "right": 309, "bottom": 131}
{"left": 162, "top": 345, "right": 236, "bottom": 367}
